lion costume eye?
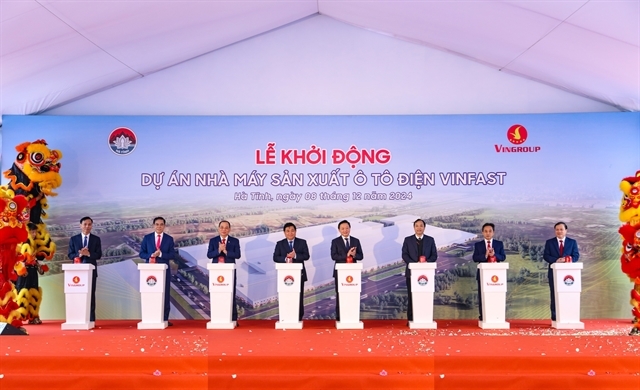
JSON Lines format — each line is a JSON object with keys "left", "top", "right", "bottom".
{"left": 8, "top": 201, "right": 17, "bottom": 211}
{"left": 29, "top": 152, "right": 44, "bottom": 165}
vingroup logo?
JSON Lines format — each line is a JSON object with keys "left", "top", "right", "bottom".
{"left": 146, "top": 275, "right": 157, "bottom": 287}
{"left": 491, "top": 275, "right": 499, "bottom": 283}
{"left": 72, "top": 276, "right": 80, "bottom": 284}
{"left": 346, "top": 275, "right": 354, "bottom": 283}
{"left": 217, "top": 275, "right": 225, "bottom": 283}
{"left": 563, "top": 275, "right": 575, "bottom": 286}
{"left": 495, "top": 124, "right": 541, "bottom": 153}
{"left": 109, "top": 127, "right": 137, "bottom": 155}
{"left": 417, "top": 275, "right": 428, "bottom": 286}
{"left": 284, "top": 275, "right": 294, "bottom": 286}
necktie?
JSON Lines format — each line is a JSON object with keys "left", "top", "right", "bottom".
{"left": 345, "top": 238, "right": 350, "bottom": 251}
{"left": 289, "top": 241, "right": 293, "bottom": 251}
{"left": 222, "top": 238, "right": 226, "bottom": 245}
{"left": 487, "top": 241, "right": 491, "bottom": 250}
{"left": 559, "top": 240, "right": 564, "bottom": 256}
{"left": 83, "top": 235, "right": 88, "bottom": 248}
{"left": 156, "top": 235, "right": 161, "bottom": 250}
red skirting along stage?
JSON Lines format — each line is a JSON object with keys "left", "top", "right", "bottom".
{"left": 1, "top": 319, "right": 638, "bottom": 389}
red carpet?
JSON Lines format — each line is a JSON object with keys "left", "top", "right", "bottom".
{"left": 1, "top": 319, "right": 638, "bottom": 389}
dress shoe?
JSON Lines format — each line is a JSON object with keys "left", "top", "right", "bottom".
{"left": 167, "top": 321, "right": 173, "bottom": 326}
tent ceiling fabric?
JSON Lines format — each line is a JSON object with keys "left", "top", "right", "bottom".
{"left": 1, "top": 0, "right": 638, "bottom": 117}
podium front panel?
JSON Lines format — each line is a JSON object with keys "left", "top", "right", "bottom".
{"left": 277, "top": 272, "right": 301, "bottom": 293}
{"left": 63, "top": 264, "right": 94, "bottom": 294}
{"left": 552, "top": 264, "right": 583, "bottom": 293}
{"left": 409, "top": 263, "right": 436, "bottom": 293}
{"left": 337, "top": 271, "right": 362, "bottom": 293}
{"left": 139, "top": 264, "right": 168, "bottom": 293}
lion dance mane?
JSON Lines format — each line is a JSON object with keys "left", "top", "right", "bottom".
{"left": 618, "top": 170, "right": 640, "bottom": 335}
{"left": 2, "top": 140, "right": 62, "bottom": 325}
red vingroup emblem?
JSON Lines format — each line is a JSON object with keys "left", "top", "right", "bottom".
{"left": 563, "top": 275, "right": 575, "bottom": 286}
{"left": 491, "top": 275, "right": 499, "bottom": 283}
{"left": 417, "top": 275, "right": 428, "bottom": 286}
{"left": 346, "top": 275, "right": 354, "bottom": 283}
{"left": 146, "top": 275, "right": 157, "bottom": 287}
{"left": 507, "top": 125, "right": 528, "bottom": 145}
{"left": 109, "top": 127, "right": 137, "bottom": 155}
{"left": 217, "top": 275, "right": 225, "bottom": 283}
{"left": 72, "top": 276, "right": 80, "bottom": 284}
{"left": 284, "top": 275, "right": 294, "bottom": 286}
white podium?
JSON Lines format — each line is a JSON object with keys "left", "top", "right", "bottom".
{"left": 61, "top": 264, "right": 95, "bottom": 330}
{"left": 275, "top": 263, "right": 303, "bottom": 329}
{"left": 408, "top": 262, "right": 437, "bottom": 329}
{"left": 137, "top": 263, "right": 168, "bottom": 330}
{"left": 207, "top": 263, "right": 237, "bottom": 329}
{"left": 551, "top": 262, "right": 584, "bottom": 329}
{"left": 335, "top": 263, "right": 364, "bottom": 329}
{"left": 478, "top": 263, "right": 510, "bottom": 329}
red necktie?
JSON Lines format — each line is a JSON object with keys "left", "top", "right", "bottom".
{"left": 156, "top": 235, "right": 161, "bottom": 249}
{"left": 559, "top": 240, "right": 564, "bottom": 256}
{"left": 487, "top": 241, "right": 491, "bottom": 250}
{"left": 219, "top": 238, "right": 226, "bottom": 263}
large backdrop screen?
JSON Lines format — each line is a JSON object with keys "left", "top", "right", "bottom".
{"left": 1, "top": 113, "right": 638, "bottom": 320}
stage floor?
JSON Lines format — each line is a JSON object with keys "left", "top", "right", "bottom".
{"left": 1, "top": 319, "right": 638, "bottom": 389}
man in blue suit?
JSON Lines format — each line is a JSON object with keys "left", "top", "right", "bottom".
{"left": 68, "top": 216, "right": 102, "bottom": 322}
{"left": 401, "top": 218, "right": 437, "bottom": 323}
{"left": 543, "top": 222, "right": 580, "bottom": 322}
{"left": 472, "top": 223, "right": 506, "bottom": 321}
{"left": 207, "top": 220, "right": 241, "bottom": 322}
{"left": 330, "top": 220, "right": 364, "bottom": 321}
{"left": 273, "top": 222, "right": 310, "bottom": 321}
{"left": 139, "top": 217, "right": 175, "bottom": 326}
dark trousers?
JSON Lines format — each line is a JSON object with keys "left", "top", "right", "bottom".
{"left": 548, "top": 268, "right": 556, "bottom": 321}
{"left": 232, "top": 270, "right": 238, "bottom": 321}
{"left": 90, "top": 270, "right": 97, "bottom": 321}
{"left": 476, "top": 272, "right": 483, "bottom": 320}
{"left": 406, "top": 276, "right": 414, "bottom": 321}
{"left": 299, "top": 281, "right": 305, "bottom": 321}
{"left": 334, "top": 276, "right": 341, "bottom": 321}
{"left": 163, "top": 267, "right": 171, "bottom": 321}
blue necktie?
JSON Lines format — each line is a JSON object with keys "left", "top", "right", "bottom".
{"left": 289, "top": 241, "right": 293, "bottom": 251}
{"left": 345, "top": 238, "right": 350, "bottom": 251}
{"left": 83, "top": 235, "right": 88, "bottom": 248}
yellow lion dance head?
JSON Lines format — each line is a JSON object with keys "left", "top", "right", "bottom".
{"left": 620, "top": 170, "right": 640, "bottom": 227}
{"left": 6, "top": 139, "right": 63, "bottom": 196}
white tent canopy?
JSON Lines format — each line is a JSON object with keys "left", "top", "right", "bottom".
{"left": 1, "top": 0, "right": 638, "bottom": 118}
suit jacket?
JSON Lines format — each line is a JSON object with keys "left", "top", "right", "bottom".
{"left": 139, "top": 232, "right": 176, "bottom": 264}
{"left": 68, "top": 233, "right": 102, "bottom": 275}
{"left": 543, "top": 236, "right": 579, "bottom": 268}
{"left": 207, "top": 236, "right": 241, "bottom": 263}
{"left": 401, "top": 234, "right": 437, "bottom": 277}
{"left": 472, "top": 239, "right": 506, "bottom": 263}
{"left": 331, "top": 236, "right": 363, "bottom": 277}
{"left": 273, "top": 237, "right": 310, "bottom": 282}
{"left": 472, "top": 239, "right": 506, "bottom": 280}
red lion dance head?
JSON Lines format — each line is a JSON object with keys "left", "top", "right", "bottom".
{"left": 0, "top": 192, "right": 31, "bottom": 328}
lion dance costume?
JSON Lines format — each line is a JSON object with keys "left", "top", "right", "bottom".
{"left": 2, "top": 140, "right": 62, "bottom": 324}
{"left": 0, "top": 189, "right": 31, "bottom": 330}
{"left": 618, "top": 170, "right": 640, "bottom": 335}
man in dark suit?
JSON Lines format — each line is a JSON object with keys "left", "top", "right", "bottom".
{"left": 401, "top": 218, "right": 437, "bottom": 322}
{"left": 139, "top": 216, "right": 175, "bottom": 325}
{"left": 68, "top": 216, "right": 102, "bottom": 322}
{"left": 330, "top": 220, "right": 364, "bottom": 321}
{"left": 207, "top": 220, "right": 241, "bottom": 322}
{"left": 472, "top": 223, "right": 506, "bottom": 321}
{"left": 543, "top": 222, "right": 580, "bottom": 322}
{"left": 273, "top": 222, "right": 310, "bottom": 321}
